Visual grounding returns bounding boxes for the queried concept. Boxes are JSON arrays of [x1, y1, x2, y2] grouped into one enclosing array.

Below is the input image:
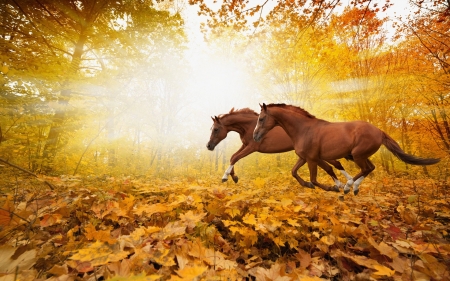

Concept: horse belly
[[316, 126, 355, 159]]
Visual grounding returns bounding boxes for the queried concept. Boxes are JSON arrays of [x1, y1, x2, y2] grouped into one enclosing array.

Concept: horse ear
[[211, 116, 215, 122], [215, 116, 221, 124], [262, 103, 267, 111]]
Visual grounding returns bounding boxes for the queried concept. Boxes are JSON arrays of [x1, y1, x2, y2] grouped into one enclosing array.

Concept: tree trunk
[[41, 31, 88, 173], [107, 116, 116, 168]]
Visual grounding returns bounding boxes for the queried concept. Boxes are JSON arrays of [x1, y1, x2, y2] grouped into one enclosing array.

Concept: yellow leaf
[[70, 241, 128, 266], [108, 272, 162, 281], [396, 205, 417, 225], [133, 203, 173, 217], [273, 236, 286, 247], [1, 65, 8, 74], [47, 264, 68, 276], [280, 198, 292, 207], [373, 264, 395, 277], [179, 210, 206, 229], [0, 246, 37, 274], [153, 221, 186, 240], [243, 213, 257, 225], [320, 235, 336, 246], [84, 223, 116, 244], [254, 263, 291, 281], [253, 177, 265, 188], [152, 246, 175, 266], [287, 218, 300, 227], [334, 250, 394, 276], [107, 259, 131, 277], [224, 208, 240, 218], [175, 265, 207, 280], [222, 220, 239, 227]]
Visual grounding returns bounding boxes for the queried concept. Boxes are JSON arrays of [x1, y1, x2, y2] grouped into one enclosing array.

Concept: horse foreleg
[[222, 145, 245, 182], [222, 165, 234, 182], [223, 144, 256, 183], [291, 157, 314, 188], [310, 160, 340, 192]]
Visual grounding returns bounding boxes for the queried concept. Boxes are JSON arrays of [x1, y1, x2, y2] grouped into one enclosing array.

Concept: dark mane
[[218, 107, 258, 119], [267, 103, 315, 119]]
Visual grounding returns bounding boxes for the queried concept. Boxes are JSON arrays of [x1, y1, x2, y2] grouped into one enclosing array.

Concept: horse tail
[[382, 132, 440, 165]]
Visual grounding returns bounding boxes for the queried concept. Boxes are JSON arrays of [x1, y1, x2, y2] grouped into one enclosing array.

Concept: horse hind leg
[[344, 158, 375, 195]]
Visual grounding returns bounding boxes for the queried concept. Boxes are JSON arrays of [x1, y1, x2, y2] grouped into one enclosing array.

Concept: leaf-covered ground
[[0, 170, 449, 281]]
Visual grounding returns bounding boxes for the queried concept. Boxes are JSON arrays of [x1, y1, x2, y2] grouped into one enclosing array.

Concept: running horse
[[206, 108, 353, 191], [253, 103, 440, 195]]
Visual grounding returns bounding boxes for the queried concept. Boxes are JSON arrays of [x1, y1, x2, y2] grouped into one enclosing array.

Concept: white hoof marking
[[353, 176, 365, 193], [222, 165, 234, 181], [344, 179, 354, 193], [334, 179, 343, 188]]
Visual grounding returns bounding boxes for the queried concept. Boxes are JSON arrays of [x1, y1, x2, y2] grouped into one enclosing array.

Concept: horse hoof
[[332, 185, 340, 192], [354, 189, 359, 196], [222, 178, 228, 183], [232, 176, 239, 184], [307, 182, 315, 189], [344, 189, 350, 195]]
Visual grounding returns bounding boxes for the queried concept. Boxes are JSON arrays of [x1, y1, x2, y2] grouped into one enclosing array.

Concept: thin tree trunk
[[41, 30, 88, 173]]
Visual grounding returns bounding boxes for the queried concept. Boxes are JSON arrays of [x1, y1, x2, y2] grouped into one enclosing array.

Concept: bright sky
[[178, 0, 415, 146]]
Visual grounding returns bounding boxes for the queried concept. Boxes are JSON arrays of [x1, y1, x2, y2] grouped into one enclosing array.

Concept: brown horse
[[207, 108, 352, 191], [253, 103, 440, 195]]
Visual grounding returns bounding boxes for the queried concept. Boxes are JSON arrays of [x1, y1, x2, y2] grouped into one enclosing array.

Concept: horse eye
[[259, 117, 264, 122], [214, 128, 218, 132]]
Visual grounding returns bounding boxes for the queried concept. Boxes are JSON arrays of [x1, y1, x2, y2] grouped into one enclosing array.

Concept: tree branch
[[0, 157, 55, 190]]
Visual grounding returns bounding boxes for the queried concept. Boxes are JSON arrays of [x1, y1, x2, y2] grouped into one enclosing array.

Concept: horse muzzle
[[253, 131, 263, 142], [206, 142, 216, 151]]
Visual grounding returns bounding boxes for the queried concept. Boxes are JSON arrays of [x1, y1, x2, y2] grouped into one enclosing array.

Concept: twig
[[0, 157, 55, 190]]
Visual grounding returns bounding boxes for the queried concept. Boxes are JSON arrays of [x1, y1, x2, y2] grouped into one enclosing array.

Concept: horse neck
[[271, 108, 315, 137], [222, 114, 257, 138]]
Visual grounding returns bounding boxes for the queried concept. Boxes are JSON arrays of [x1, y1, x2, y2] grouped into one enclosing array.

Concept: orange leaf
[[84, 223, 117, 244], [0, 208, 12, 226], [40, 213, 63, 227]]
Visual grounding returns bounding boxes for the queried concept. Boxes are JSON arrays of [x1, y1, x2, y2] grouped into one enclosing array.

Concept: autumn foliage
[[0, 168, 449, 280], [1, 0, 450, 280]]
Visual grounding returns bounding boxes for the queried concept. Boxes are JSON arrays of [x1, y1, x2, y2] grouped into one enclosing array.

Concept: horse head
[[206, 116, 228, 150], [253, 103, 277, 142]]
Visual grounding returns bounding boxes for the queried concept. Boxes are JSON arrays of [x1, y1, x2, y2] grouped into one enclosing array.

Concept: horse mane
[[267, 103, 315, 119], [218, 107, 258, 119]]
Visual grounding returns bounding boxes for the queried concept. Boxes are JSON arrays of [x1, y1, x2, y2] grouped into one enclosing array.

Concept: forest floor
[[0, 167, 449, 281]]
